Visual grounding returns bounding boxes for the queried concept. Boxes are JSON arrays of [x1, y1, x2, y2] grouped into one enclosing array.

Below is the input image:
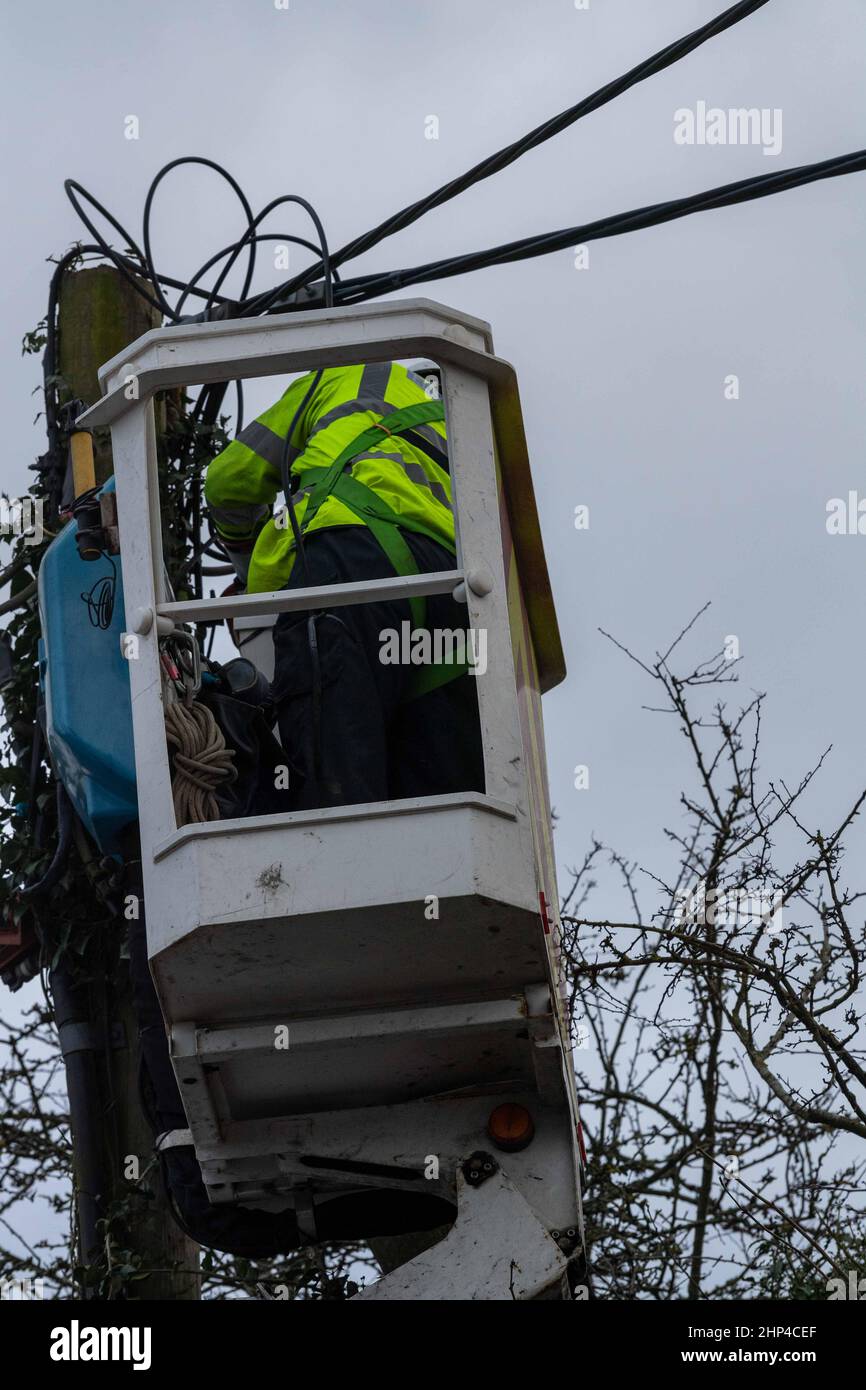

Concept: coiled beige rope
[[164, 700, 237, 825]]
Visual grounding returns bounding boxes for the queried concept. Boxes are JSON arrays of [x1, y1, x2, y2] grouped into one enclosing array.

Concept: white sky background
[[1, 0, 865, 1283]]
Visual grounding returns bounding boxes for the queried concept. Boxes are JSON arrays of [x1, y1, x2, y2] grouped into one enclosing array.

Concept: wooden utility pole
[[58, 265, 157, 484], [57, 264, 200, 1299]]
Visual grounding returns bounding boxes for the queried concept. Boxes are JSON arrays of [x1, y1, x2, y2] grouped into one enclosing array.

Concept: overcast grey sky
[[3, 0, 864, 915], [1, 0, 864, 1284]]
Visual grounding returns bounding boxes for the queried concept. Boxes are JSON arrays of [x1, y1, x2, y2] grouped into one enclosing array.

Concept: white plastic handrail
[[157, 567, 466, 625]]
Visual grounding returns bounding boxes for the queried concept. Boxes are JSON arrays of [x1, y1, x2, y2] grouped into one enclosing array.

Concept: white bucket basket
[[81, 300, 584, 1293]]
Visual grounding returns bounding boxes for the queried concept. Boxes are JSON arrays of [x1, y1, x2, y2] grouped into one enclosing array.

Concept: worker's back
[[205, 361, 453, 594]]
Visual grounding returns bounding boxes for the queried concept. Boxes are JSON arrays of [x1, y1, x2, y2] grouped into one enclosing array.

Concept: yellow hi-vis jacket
[[204, 362, 453, 595]]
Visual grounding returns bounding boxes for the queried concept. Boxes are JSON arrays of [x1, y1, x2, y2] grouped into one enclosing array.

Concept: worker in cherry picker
[[204, 362, 483, 810]]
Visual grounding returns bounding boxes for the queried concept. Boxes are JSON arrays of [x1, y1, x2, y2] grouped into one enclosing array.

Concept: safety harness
[[295, 398, 469, 699]]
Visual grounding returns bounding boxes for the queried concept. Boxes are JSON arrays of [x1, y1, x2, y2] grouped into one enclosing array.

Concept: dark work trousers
[[270, 527, 485, 810]]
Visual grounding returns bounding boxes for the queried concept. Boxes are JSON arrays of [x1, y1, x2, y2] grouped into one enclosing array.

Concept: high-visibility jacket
[[204, 362, 453, 595]]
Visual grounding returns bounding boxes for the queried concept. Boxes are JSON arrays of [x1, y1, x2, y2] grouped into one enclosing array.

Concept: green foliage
[[750, 1226, 866, 1302], [0, 378, 229, 980], [0, 353, 230, 1297], [0, 524, 120, 979], [157, 390, 230, 600], [21, 322, 47, 357], [3, 325, 363, 1300]]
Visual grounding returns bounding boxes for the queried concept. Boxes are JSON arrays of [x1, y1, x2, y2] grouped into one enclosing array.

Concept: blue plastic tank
[[37, 479, 137, 854]]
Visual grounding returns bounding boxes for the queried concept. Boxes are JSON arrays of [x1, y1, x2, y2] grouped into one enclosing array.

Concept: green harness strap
[[301, 398, 449, 525], [294, 399, 469, 699]]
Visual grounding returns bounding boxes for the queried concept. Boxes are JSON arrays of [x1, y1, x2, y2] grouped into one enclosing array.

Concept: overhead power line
[[58, 0, 864, 335], [331, 149, 866, 303], [241, 0, 774, 314]]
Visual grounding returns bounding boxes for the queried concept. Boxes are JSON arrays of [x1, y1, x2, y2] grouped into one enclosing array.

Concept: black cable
[[67, 167, 253, 591], [62, 0, 764, 323], [57, 16, 865, 466], [214, 205, 334, 489], [234, 0, 773, 314], [64, 180, 169, 318], [335, 0, 773, 265], [175, 233, 341, 319], [307, 612, 323, 782], [269, 367, 329, 784], [59, 187, 237, 322], [331, 149, 866, 302], [19, 782, 73, 897], [141, 156, 258, 321], [204, 515, 231, 559], [203, 195, 333, 321], [231, 196, 335, 317], [235, 379, 244, 437], [66, 166, 319, 322], [279, 369, 325, 586], [58, 0, 851, 334], [143, 172, 333, 496], [65, 163, 336, 330]]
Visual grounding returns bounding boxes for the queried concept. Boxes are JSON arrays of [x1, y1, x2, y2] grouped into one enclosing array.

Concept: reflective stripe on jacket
[[204, 362, 453, 593]]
